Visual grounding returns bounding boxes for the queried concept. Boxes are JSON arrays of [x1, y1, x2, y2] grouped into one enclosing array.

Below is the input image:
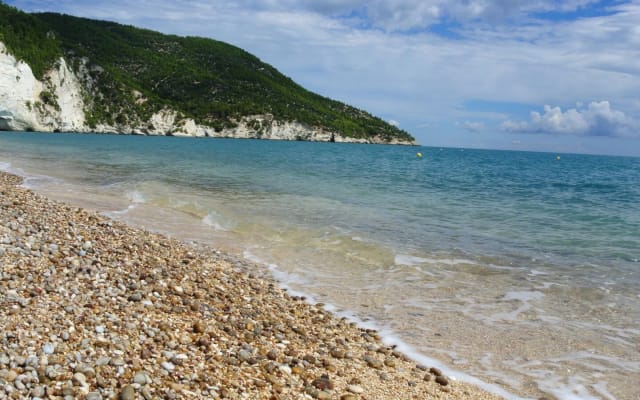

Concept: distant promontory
[[0, 3, 416, 144]]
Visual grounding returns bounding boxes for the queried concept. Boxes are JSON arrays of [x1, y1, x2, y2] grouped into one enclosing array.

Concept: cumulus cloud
[[501, 101, 639, 138], [388, 119, 400, 127]]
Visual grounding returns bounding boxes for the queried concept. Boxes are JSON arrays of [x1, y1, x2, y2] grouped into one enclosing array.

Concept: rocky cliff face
[[0, 43, 416, 145], [0, 43, 85, 132]]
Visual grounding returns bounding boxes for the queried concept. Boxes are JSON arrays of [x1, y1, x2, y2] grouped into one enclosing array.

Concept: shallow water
[[1, 132, 639, 399]]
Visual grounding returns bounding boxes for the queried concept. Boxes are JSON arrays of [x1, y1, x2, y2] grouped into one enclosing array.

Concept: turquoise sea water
[[1, 132, 639, 399]]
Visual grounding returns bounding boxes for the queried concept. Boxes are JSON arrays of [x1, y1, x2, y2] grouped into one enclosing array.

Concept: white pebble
[[161, 361, 175, 371], [348, 384, 364, 394], [42, 343, 55, 355], [278, 364, 292, 375]]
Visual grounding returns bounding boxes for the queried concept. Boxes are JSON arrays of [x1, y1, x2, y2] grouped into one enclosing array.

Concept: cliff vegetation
[[0, 2, 415, 143]]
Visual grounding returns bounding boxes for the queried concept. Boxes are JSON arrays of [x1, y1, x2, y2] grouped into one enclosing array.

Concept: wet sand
[[0, 171, 504, 399]]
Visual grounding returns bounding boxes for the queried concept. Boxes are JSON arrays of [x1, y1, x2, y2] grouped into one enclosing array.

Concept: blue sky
[[5, 0, 640, 156]]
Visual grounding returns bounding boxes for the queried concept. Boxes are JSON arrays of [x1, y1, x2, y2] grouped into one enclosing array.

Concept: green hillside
[[0, 2, 415, 142]]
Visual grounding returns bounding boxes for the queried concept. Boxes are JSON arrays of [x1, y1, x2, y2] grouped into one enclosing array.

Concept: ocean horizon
[[1, 131, 638, 400]]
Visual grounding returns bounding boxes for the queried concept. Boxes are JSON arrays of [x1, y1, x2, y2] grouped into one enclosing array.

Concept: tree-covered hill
[[0, 2, 415, 143]]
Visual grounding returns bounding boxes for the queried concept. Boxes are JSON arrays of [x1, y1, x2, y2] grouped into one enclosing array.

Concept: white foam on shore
[[104, 204, 137, 217], [394, 254, 431, 266], [0, 161, 64, 190], [593, 382, 617, 400], [503, 290, 545, 302], [202, 211, 230, 231], [242, 250, 312, 294], [127, 190, 147, 204], [394, 254, 479, 267], [242, 248, 527, 400], [536, 374, 606, 400], [103, 190, 148, 217]]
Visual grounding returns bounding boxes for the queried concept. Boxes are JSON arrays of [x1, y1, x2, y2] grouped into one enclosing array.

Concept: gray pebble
[[238, 350, 252, 363], [161, 361, 175, 371], [86, 392, 103, 400], [32, 386, 46, 398], [134, 371, 150, 385], [95, 356, 111, 366], [42, 343, 55, 355], [119, 385, 135, 400]]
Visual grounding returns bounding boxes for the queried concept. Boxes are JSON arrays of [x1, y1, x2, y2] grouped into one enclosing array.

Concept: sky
[[5, 0, 640, 156]]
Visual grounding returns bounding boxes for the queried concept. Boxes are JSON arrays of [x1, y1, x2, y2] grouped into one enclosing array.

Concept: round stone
[[347, 385, 364, 394], [133, 372, 150, 385], [86, 392, 103, 400], [161, 361, 175, 371], [119, 385, 135, 400], [42, 343, 55, 355]]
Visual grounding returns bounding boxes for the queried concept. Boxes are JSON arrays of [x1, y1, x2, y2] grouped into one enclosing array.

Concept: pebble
[[317, 391, 332, 399], [95, 356, 111, 366], [364, 355, 383, 369], [32, 386, 45, 397], [267, 349, 279, 360], [4, 370, 18, 382], [347, 384, 364, 394], [86, 392, 103, 400], [42, 343, 55, 355], [312, 374, 333, 390], [161, 361, 175, 371], [134, 371, 151, 385], [278, 364, 292, 375], [330, 348, 346, 359], [238, 349, 252, 363], [119, 385, 135, 400], [193, 321, 206, 333], [436, 375, 450, 386]]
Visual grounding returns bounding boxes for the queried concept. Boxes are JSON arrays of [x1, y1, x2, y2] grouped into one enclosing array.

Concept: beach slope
[[0, 172, 501, 399]]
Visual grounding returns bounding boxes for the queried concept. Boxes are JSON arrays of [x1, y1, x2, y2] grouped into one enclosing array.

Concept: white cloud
[[388, 119, 400, 127], [501, 101, 639, 138], [16, 0, 611, 32], [233, 0, 607, 31], [461, 121, 485, 132]]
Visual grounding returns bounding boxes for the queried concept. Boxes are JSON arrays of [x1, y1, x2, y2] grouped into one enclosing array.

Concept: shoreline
[[0, 171, 503, 399]]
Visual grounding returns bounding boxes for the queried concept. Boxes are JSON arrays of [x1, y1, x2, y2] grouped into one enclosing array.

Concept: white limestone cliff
[[0, 42, 416, 145], [0, 43, 85, 132], [0, 43, 44, 131]]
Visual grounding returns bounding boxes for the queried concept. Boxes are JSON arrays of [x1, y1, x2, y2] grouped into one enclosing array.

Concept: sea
[[1, 131, 638, 400]]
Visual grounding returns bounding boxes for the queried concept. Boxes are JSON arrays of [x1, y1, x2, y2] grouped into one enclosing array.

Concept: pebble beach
[[0, 171, 504, 400]]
